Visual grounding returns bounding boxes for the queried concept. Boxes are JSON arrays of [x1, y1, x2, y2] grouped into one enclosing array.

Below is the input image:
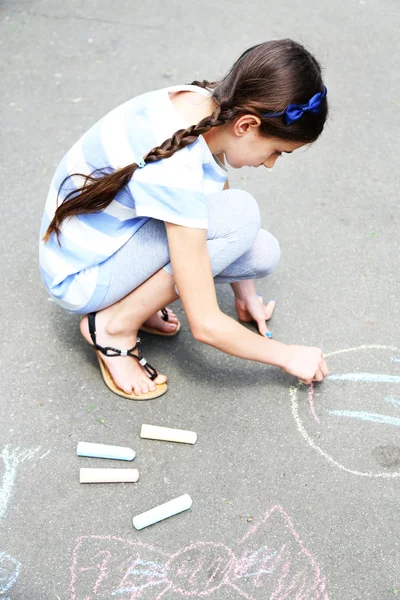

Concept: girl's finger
[[313, 368, 324, 382], [264, 300, 276, 320], [319, 358, 329, 377], [257, 318, 269, 337]]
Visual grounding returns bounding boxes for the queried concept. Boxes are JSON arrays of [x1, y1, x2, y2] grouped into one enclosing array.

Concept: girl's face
[[222, 115, 306, 169]]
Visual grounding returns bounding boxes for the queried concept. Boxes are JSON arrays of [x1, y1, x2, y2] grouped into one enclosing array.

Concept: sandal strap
[[161, 308, 169, 322], [87, 313, 158, 381]]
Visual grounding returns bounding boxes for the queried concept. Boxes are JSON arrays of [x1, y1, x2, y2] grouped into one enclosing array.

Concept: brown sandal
[[88, 312, 168, 401]]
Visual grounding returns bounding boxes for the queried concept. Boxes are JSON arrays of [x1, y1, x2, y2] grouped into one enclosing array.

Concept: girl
[[40, 39, 329, 401]]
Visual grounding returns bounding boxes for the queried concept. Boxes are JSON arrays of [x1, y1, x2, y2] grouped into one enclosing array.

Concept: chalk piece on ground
[[77, 442, 135, 461], [132, 494, 192, 530], [80, 468, 139, 483], [140, 424, 197, 444]]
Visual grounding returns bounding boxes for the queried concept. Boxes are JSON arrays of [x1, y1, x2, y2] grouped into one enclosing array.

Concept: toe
[[114, 376, 133, 395], [159, 318, 179, 333], [165, 308, 178, 320], [132, 382, 144, 396], [140, 374, 157, 393], [154, 373, 168, 385]]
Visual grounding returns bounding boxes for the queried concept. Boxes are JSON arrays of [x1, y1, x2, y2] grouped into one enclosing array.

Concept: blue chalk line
[[327, 373, 400, 383], [384, 397, 400, 407], [328, 410, 400, 427]]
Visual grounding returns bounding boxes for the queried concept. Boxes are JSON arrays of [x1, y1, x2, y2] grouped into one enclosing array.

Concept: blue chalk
[[265, 332, 273, 338], [77, 442, 135, 461]]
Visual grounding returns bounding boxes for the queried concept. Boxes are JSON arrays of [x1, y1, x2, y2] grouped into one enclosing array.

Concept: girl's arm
[[165, 222, 328, 383]]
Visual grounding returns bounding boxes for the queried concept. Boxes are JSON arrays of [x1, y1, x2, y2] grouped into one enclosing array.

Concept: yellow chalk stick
[[140, 424, 197, 444]]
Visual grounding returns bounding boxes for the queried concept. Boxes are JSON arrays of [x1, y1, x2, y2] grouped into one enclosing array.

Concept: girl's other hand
[[281, 345, 329, 384], [235, 294, 275, 336]]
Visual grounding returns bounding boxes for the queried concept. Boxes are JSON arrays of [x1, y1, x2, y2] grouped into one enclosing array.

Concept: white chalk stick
[[77, 442, 135, 461], [140, 424, 197, 444], [132, 494, 192, 530], [80, 468, 139, 483]]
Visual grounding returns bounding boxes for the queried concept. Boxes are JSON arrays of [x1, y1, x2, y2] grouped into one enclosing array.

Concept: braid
[[43, 102, 234, 245], [143, 107, 233, 164], [141, 79, 237, 164]]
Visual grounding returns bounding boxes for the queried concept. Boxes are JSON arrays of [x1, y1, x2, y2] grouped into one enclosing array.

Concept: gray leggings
[[97, 189, 280, 310]]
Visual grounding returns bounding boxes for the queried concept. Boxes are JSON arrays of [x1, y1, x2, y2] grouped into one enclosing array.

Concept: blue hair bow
[[264, 86, 327, 125]]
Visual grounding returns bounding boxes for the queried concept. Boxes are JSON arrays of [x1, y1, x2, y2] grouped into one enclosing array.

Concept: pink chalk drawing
[[307, 382, 320, 424], [69, 505, 329, 599]]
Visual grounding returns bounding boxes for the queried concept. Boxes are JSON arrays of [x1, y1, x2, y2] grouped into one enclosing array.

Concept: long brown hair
[[44, 39, 327, 243]]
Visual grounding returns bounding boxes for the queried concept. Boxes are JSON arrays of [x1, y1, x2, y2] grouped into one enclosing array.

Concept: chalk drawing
[[327, 373, 400, 383], [290, 344, 400, 477], [308, 382, 320, 424], [0, 445, 49, 595], [385, 397, 400, 407], [69, 505, 328, 599], [327, 410, 400, 427], [0, 551, 21, 596], [0, 445, 44, 524], [38, 450, 51, 460]]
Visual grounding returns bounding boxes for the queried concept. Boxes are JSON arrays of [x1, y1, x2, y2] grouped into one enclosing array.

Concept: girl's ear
[[233, 114, 262, 137]]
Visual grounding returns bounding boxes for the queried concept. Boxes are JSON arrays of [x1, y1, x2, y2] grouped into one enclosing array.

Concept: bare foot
[[141, 308, 180, 334], [80, 312, 167, 395]]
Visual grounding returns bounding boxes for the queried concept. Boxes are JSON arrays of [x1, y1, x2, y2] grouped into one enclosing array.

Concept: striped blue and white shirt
[[39, 85, 228, 313]]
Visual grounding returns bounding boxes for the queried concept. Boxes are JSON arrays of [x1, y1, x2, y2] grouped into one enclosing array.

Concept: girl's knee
[[253, 229, 281, 278], [226, 189, 260, 229], [209, 189, 260, 243]]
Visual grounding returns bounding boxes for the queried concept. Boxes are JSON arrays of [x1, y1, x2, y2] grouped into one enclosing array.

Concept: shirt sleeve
[[128, 149, 208, 229]]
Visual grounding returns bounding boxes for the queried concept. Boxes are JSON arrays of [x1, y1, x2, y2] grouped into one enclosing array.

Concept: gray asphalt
[[1, 1, 399, 598]]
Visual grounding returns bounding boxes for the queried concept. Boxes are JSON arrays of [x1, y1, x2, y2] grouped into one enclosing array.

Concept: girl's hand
[[280, 345, 329, 384], [235, 294, 276, 336]]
